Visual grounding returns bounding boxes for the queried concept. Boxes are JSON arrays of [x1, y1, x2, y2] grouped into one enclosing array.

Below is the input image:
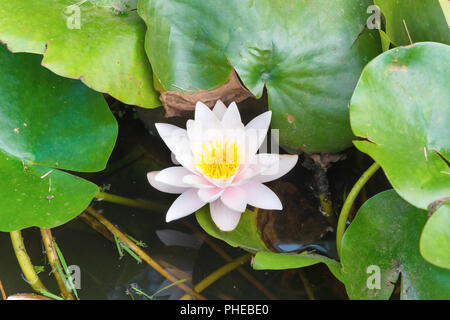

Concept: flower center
[[196, 140, 240, 179]]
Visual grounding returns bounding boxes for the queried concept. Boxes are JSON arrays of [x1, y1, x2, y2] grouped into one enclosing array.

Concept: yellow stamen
[[196, 140, 240, 179]]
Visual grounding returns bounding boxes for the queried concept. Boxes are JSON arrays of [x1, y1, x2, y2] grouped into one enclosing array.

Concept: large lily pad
[[420, 201, 450, 270], [375, 0, 450, 46], [350, 42, 450, 210], [341, 190, 450, 300], [0, 45, 118, 231], [253, 251, 343, 283], [139, 0, 381, 153], [0, 0, 159, 108]]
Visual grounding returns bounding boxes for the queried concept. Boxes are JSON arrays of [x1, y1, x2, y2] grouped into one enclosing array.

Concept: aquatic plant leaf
[[138, 0, 381, 153], [350, 42, 450, 210], [252, 251, 343, 283], [341, 190, 450, 300], [374, 0, 450, 46], [0, 44, 118, 231], [0, 0, 159, 108], [196, 206, 268, 253], [420, 202, 450, 270]]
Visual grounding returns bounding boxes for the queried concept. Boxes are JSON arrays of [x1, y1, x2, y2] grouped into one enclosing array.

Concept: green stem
[[10, 230, 48, 293], [179, 253, 252, 300], [95, 191, 167, 212], [336, 162, 380, 257]]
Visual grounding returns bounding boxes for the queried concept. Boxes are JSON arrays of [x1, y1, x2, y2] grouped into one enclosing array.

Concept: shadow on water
[[0, 95, 390, 300]]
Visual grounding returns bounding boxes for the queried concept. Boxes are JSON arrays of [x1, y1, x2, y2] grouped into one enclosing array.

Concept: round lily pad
[[139, 0, 381, 153], [341, 190, 450, 300], [0, 0, 159, 108], [0, 44, 118, 231], [350, 42, 450, 210]]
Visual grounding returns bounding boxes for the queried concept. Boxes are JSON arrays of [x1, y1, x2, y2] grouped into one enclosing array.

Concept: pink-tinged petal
[[253, 154, 298, 183], [198, 187, 224, 202], [212, 100, 227, 120], [147, 172, 189, 194], [182, 174, 214, 189], [210, 199, 243, 232], [221, 186, 247, 212], [155, 123, 189, 157], [221, 102, 243, 129], [155, 167, 191, 188], [195, 101, 221, 127], [241, 181, 282, 210], [166, 189, 206, 222]]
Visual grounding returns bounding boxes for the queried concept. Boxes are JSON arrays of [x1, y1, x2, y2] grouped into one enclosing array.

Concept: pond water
[[0, 96, 389, 300]]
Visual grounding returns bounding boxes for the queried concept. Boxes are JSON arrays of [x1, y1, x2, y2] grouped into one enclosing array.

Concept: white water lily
[[147, 101, 298, 232]]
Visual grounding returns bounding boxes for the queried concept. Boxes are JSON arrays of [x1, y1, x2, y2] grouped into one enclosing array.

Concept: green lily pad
[[195, 206, 268, 253], [341, 190, 450, 300], [350, 42, 450, 210], [420, 201, 450, 270], [253, 251, 343, 283], [138, 0, 381, 153], [0, 44, 118, 231], [0, 0, 159, 108], [375, 0, 450, 46]]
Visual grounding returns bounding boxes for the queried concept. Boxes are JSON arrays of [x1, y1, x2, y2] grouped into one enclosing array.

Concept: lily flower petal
[[166, 189, 206, 222], [195, 101, 222, 128], [210, 199, 243, 232], [154, 123, 189, 157], [212, 100, 227, 120], [198, 187, 224, 202], [221, 102, 244, 130], [241, 181, 282, 210], [182, 174, 214, 189], [254, 154, 299, 183], [155, 166, 191, 188], [221, 186, 247, 212], [147, 172, 189, 194]]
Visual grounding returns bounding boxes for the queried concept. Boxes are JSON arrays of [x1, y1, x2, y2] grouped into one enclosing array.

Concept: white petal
[[221, 102, 243, 129], [210, 199, 243, 232], [245, 110, 272, 131], [198, 187, 224, 202], [195, 101, 221, 127], [155, 123, 189, 157], [254, 154, 298, 183], [182, 174, 214, 188], [221, 186, 247, 212], [212, 100, 227, 120], [166, 189, 206, 222], [147, 172, 189, 194], [155, 166, 191, 188], [241, 181, 282, 210]]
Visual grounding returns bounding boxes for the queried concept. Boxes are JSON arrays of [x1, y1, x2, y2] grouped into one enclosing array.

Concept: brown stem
[[0, 280, 6, 300], [40, 228, 75, 300]]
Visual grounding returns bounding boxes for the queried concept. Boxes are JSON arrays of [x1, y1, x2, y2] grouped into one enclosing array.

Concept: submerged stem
[[95, 191, 167, 212], [336, 162, 380, 257], [9, 230, 48, 294], [40, 228, 75, 300], [179, 253, 252, 300]]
